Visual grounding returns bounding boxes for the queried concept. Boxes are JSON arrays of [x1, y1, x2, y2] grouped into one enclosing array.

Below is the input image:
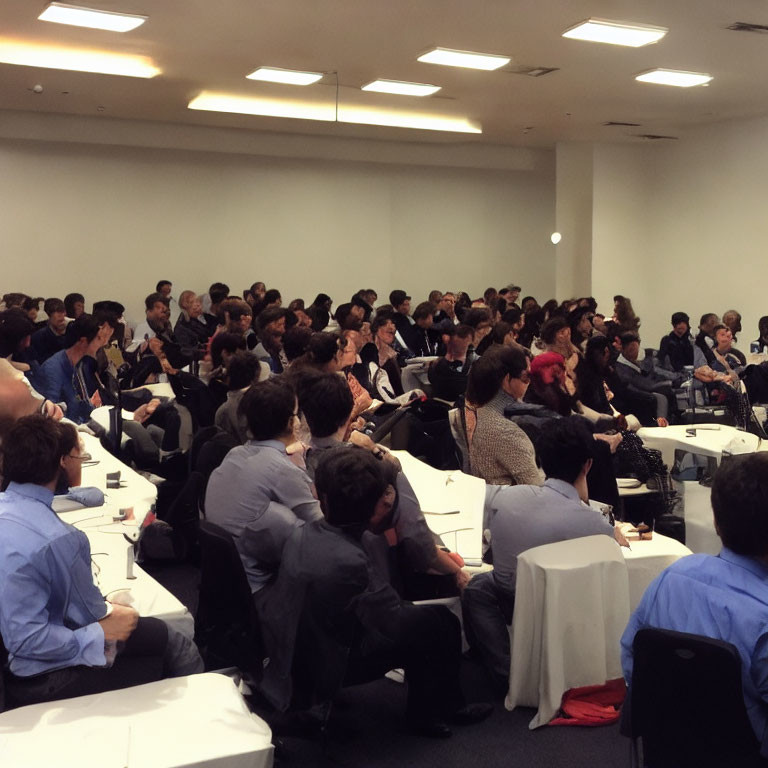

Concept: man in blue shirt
[[462, 418, 619, 689], [621, 452, 768, 757], [36, 313, 109, 423], [0, 416, 201, 707]]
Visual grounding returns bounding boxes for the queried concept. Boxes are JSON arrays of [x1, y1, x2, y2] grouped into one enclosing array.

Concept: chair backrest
[[188, 425, 221, 475], [624, 627, 763, 767], [196, 520, 263, 675]]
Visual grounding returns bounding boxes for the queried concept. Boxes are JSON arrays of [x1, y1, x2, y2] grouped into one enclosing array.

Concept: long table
[[54, 432, 195, 639]]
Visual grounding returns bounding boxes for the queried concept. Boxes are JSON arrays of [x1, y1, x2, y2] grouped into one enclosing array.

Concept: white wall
[[555, 143, 593, 300], [591, 143, 654, 334], [0, 121, 556, 324], [589, 117, 768, 349]]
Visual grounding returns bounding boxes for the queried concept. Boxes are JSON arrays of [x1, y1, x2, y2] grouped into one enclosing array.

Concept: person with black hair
[[427, 324, 474, 402], [155, 279, 179, 323], [63, 292, 85, 320], [569, 306, 595, 349], [201, 281, 230, 318], [0, 416, 202, 707], [214, 350, 269, 443], [621, 453, 768, 757], [254, 306, 289, 373], [463, 418, 618, 688], [204, 378, 321, 592], [257, 445, 492, 737], [0, 308, 37, 377], [466, 345, 543, 486], [282, 325, 313, 363], [36, 313, 106, 423], [410, 301, 440, 356], [656, 311, 694, 373]]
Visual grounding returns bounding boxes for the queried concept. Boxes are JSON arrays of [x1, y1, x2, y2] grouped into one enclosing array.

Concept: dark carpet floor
[[147, 561, 628, 768]]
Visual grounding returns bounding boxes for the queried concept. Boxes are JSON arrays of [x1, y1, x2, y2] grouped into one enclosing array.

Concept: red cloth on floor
[[548, 678, 626, 727]]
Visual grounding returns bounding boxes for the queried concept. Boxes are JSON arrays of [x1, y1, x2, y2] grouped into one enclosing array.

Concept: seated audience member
[[334, 302, 365, 332], [615, 332, 677, 424], [0, 416, 202, 707], [428, 289, 443, 305], [156, 280, 179, 324], [2, 293, 29, 311], [389, 289, 414, 347], [244, 281, 266, 308], [694, 312, 720, 362], [217, 298, 256, 349], [257, 446, 491, 736], [722, 309, 742, 342], [174, 290, 216, 356], [569, 306, 594, 350], [288, 332, 348, 380], [307, 293, 332, 331], [201, 281, 230, 317], [575, 336, 634, 431], [462, 307, 493, 354], [214, 350, 269, 443], [282, 325, 314, 365], [535, 316, 580, 392], [591, 313, 609, 337], [621, 453, 768, 758], [22, 296, 44, 326], [694, 323, 743, 384], [254, 306, 289, 373], [612, 295, 641, 333], [463, 418, 618, 688], [298, 373, 468, 595], [205, 378, 322, 593], [505, 284, 521, 310], [36, 314, 106, 423], [410, 301, 440, 356], [516, 306, 544, 349], [64, 292, 85, 320], [433, 292, 459, 328], [520, 296, 538, 313], [659, 311, 694, 372], [129, 293, 192, 374], [0, 308, 37, 377], [466, 345, 543, 486], [428, 324, 475, 402], [500, 307, 524, 338], [755, 316, 768, 354]]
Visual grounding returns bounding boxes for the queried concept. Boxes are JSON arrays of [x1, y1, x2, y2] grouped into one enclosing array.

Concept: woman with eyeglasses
[[465, 345, 543, 487]]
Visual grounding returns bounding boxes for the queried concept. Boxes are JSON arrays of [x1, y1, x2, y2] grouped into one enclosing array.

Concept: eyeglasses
[[67, 452, 89, 461]]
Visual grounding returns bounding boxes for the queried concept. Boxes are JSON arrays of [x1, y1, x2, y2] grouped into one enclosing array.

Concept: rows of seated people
[[1, 280, 768, 748]]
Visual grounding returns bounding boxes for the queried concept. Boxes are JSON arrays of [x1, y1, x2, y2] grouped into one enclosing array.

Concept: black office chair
[[621, 627, 766, 767], [195, 521, 263, 679]]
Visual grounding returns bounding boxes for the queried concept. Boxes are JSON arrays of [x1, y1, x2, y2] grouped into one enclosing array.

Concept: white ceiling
[[3, 0, 768, 147]]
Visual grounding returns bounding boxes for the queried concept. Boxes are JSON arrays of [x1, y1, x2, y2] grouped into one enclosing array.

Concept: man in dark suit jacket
[[256, 447, 491, 737]]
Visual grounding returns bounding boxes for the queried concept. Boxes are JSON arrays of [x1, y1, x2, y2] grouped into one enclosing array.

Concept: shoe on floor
[[448, 702, 494, 726]]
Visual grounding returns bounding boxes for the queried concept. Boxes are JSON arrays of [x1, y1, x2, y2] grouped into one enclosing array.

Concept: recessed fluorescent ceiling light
[[246, 67, 323, 86], [0, 39, 159, 77], [188, 92, 481, 133], [635, 68, 712, 87], [417, 47, 510, 70], [362, 79, 441, 97], [562, 18, 667, 47], [38, 3, 147, 32]]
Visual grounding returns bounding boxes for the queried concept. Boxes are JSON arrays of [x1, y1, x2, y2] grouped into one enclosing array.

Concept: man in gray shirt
[[205, 378, 321, 592], [463, 418, 618, 690]]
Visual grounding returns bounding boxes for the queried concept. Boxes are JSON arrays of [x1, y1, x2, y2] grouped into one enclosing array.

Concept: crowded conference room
[[3, 1, 768, 767]]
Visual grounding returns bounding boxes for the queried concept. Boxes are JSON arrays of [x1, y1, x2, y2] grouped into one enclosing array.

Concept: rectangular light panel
[[38, 3, 147, 32], [417, 47, 510, 71], [0, 39, 159, 77], [563, 18, 667, 47], [362, 79, 441, 97], [635, 69, 713, 87], [188, 91, 481, 133], [246, 67, 323, 86]]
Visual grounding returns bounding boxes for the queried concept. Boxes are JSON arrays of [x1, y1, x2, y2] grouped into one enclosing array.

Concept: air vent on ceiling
[[727, 21, 768, 34], [505, 65, 559, 77], [603, 121, 641, 127], [635, 134, 679, 141]]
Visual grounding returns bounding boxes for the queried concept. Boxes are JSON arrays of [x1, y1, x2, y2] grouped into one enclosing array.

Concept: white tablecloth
[[390, 450, 486, 565], [637, 423, 761, 470], [620, 530, 693, 610], [55, 433, 195, 638], [0, 673, 273, 768], [505, 535, 629, 729]]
